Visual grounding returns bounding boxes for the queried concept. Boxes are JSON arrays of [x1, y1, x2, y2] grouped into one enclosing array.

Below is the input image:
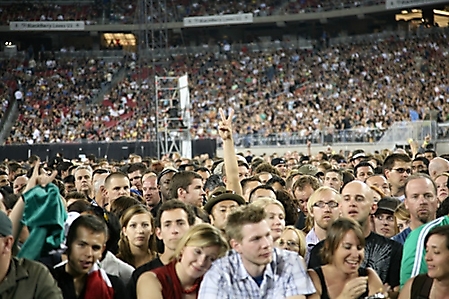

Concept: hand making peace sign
[[218, 108, 234, 141]]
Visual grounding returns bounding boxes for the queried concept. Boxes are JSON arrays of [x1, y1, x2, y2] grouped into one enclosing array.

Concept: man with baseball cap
[[0, 211, 63, 299], [373, 197, 401, 238], [271, 158, 287, 178], [157, 167, 178, 202], [204, 188, 246, 231]]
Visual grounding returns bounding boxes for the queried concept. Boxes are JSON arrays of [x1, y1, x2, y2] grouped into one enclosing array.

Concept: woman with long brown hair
[[117, 205, 156, 268]]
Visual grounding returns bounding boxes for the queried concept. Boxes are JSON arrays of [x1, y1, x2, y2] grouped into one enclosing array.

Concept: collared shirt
[[391, 227, 411, 245], [0, 257, 63, 299], [305, 228, 320, 264], [198, 248, 315, 299], [100, 251, 135, 284]]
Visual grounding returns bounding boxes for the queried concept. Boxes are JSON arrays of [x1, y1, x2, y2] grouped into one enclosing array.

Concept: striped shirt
[[198, 248, 316, 299], [400, 215, 449, 287]]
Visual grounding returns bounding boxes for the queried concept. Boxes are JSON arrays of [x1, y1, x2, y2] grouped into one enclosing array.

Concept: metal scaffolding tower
[[135, 0, 191, 158], [155, 75, 192, 159]]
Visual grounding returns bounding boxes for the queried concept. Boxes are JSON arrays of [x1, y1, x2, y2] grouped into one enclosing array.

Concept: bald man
[[428, 157, 449, 180], [308, 181, 403, 290]]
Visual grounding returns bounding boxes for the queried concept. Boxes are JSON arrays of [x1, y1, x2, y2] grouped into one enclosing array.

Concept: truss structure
[[155, 75, 192, 158]]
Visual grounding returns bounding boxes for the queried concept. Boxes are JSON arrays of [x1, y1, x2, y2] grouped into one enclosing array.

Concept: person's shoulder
[[406, 216, 449, 244], [392, 227, 411, 243], [309, 239, 324, 253], [107, 273, 126, 288], [207, 250, 240, 274], [133, 257, 163, 277], [273, 248, 306, 272], [274, 247, 301, 261], [367, 232, 402, 248], [16, 257, 52, 273]]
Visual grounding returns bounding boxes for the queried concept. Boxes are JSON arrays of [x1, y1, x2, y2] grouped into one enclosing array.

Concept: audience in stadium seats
[[0, 0, 385, 25], [4, 29, 448, 145]]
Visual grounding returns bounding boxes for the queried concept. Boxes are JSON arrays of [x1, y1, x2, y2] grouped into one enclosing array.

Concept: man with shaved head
[[428, 157, 449, 180], [308, 181, 403, 290]]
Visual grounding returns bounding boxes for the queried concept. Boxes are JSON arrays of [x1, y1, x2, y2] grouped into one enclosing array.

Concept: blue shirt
[[198, 248, 316, 299], [391, 227, 411, 245]]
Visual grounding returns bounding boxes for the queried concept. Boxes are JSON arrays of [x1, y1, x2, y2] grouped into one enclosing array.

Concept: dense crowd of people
[[1, 55, 124, 144], [1, 110, 449, 298], [2, 27, 448, 145], [0, 0, 385, 25]]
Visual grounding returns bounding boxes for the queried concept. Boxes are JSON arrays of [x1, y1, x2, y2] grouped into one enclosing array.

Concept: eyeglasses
[[278, 239, 299, 248], [313, 201, 339, 208], [392, 168, 411, 174]]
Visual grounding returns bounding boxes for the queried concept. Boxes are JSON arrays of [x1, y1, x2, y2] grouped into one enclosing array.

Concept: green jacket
[[18, 183, 67, 260], [0, 257, 63, 299]]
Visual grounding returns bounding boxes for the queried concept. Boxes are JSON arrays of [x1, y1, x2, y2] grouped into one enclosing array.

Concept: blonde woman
[[276, 226, 307, 257], [251, 197, 286, 242], [136, 223, 228, 299], [117, 205, 156, 268], [434, 173, 449, 203]]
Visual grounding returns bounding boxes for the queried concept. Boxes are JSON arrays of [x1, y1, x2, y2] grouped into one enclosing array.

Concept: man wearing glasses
[[383, 153, 412, 201], [304, 186, 341, 263], [127, 163, 147, 196]]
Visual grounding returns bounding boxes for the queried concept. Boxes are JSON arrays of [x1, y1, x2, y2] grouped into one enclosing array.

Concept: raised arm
[[218, 108, 242, 196]]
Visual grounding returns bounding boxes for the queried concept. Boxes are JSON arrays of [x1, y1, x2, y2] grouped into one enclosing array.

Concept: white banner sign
[[386, 0, 449, 9], [10, 21, 85, 31], [183, 13, 253, 27]]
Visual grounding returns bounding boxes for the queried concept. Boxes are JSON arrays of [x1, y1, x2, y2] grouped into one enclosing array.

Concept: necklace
[[182, 278, 201, 294]]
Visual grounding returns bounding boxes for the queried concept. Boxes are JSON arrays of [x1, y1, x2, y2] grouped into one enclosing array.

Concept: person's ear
[[2, 236, 14, 253], [177, 187, 186, 198], [371, 202, 378, 215], [155, 227, 162, 240], [230, 239, 241, 253], [209, 214, 214, 225], [102, 187, 108, 199]]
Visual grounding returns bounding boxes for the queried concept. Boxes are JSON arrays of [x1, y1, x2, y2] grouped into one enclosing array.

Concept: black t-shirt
[[308, 232, 403, 288], [51, 264, 128, 299], [126, 256, 164, 299]]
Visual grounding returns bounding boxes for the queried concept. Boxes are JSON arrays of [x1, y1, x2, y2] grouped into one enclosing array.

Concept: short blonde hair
[[225, 205, 266, 242], [307, 186, 341, 214], [283, 226, 307, 257], [173, 223, 229, 260], [251, 197, 285, 215]]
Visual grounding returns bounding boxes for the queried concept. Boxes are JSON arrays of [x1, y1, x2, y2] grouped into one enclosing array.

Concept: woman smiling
[[137, 223, 228, 299], [307, 218, 385, 299]]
